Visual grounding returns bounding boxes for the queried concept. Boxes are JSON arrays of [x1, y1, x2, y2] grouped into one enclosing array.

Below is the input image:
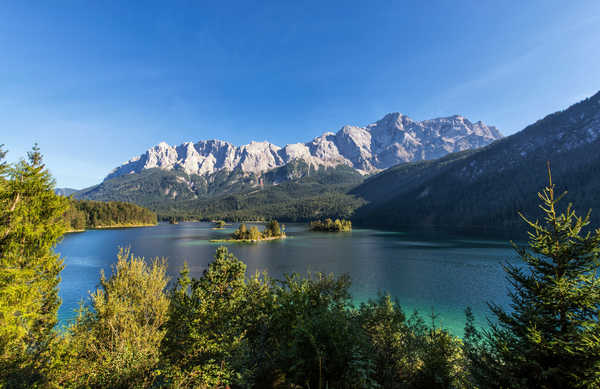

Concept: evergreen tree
[[468, 167, 600, 388], [248, 226, 261, 241], [0, 145, 69, 386], [232, 223, 248, 239], [264, 220, 281, 237]]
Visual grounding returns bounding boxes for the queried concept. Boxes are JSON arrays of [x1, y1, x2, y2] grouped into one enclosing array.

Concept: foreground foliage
[[0, 145, 68, 387], [52, 248, 169, 388], [160, 247, 466, 389]]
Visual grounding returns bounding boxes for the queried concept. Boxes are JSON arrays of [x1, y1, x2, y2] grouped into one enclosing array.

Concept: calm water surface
[[56, 222, 520, 334]]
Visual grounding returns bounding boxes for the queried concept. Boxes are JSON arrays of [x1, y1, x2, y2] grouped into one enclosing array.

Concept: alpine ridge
[[105, 113, 502, 180]]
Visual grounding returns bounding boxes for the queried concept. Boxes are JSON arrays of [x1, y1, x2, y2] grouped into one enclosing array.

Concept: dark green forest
[[164, 190, 364, 223], [63, 199, 157, 231]]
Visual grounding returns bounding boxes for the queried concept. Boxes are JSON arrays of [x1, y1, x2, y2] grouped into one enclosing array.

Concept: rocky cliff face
[[105, 113, 502, 181]]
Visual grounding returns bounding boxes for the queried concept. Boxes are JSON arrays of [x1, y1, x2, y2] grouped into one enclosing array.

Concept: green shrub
[[53, 248, 169, 388]]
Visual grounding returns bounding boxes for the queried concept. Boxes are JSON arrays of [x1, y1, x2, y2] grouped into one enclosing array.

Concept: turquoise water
[[55, 222, 520, 335]]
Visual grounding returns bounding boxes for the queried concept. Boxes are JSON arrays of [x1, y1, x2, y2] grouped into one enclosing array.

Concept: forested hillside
[[77, 161, 366, 222], [63, 199, 157, 231], [351, 91, 600, 235]]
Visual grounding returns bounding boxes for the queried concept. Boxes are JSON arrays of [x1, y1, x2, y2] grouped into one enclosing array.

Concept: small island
[[210, 220, 286, 243], [309, 218, 352, 232]]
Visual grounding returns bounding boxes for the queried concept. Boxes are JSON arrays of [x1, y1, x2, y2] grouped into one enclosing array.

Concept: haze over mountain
[[105, 113, 501, 181]]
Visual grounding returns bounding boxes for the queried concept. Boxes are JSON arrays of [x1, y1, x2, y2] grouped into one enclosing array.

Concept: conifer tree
[[249, 225, 261, 240], [469, 166, 600, 388], [0, 145, 69, 386]]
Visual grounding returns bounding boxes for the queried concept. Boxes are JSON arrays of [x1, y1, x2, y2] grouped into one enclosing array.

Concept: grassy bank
[[65, 222, 157, 234]]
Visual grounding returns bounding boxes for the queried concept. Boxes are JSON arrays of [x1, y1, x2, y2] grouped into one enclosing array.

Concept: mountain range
[[74, 112, 501, 218], [104, 113, 501, 180]]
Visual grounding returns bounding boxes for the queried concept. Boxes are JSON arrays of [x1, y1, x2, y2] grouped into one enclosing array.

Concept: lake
[[55, 222, 520, 335]]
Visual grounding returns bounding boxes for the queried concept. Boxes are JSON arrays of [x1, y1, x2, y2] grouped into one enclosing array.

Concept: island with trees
[[211, 220, 286, 243], [309, 218, 352, 232]]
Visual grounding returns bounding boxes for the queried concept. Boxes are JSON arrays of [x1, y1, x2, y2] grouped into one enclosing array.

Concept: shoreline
[[209, 235, 286, 243], [65, 223, 157, 234], [309, 229, 352, 233]]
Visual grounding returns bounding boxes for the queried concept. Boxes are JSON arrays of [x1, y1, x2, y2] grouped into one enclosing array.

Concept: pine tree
[[249, 226, 261, 241], [0, 145, 69, 386], [470, 166, 600, 388]]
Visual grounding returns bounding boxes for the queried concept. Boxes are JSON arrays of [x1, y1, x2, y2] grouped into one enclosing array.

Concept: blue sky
[[1, 1, 599, 188]]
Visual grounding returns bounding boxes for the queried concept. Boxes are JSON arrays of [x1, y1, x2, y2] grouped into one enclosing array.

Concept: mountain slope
[[351, 91, 600, 234], [156, 164, 367, 222], [77, 161, 366, 221]]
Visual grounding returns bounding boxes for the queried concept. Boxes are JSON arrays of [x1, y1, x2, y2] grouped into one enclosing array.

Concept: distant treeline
[[155, 191, 365, 223], [63, 199, 157, 230]]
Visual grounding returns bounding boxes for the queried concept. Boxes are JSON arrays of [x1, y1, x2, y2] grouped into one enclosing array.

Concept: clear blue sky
[[1, 1, 599, 188]]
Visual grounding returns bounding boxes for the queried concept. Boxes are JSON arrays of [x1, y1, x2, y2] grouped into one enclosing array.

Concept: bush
[[53, 248, 169, 388]]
